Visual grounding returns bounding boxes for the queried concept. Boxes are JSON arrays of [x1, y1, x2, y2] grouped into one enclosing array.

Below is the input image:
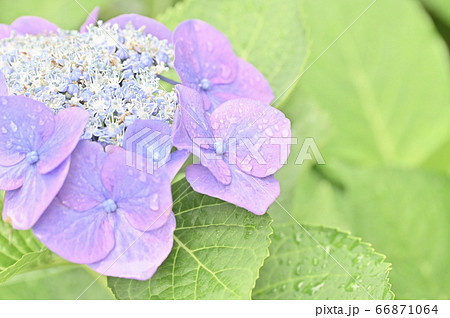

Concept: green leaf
[[288, 165, 450, 299], [108, 178, 273, 299], [297, 0, 450, 167], [0, 266, 114, 300], [253, 223, 393, 300], [158, 0, 308, 102]]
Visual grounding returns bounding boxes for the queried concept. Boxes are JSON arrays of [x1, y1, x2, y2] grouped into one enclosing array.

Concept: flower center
[[199, 78, 211, 91], [0, 24, 177, 146], [214, 139, 225, 155], [25, 151, 39, 165], [102, 199, 117, 213]]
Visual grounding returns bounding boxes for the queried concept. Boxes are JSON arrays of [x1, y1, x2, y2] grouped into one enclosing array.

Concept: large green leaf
[[253, 224, 393, 299], [287, 165, 450, 299], [0, 266, 114, 300], [108, 178, 273, 299], [158, 0, 308, 102], [298, 0, 450, 167]]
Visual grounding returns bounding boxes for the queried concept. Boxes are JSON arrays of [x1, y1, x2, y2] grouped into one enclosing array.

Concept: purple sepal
[[3, 157, 71, 230], [38, 107, 89, 174], [88, 212, 176, 280], [11, 16, 59, 35], [0, 24, 12, 39], [80, 7, 99, 33], [172, 20, 273, 111], [107, 14, 172, 42], [33, 198, 115, 264], [186, 164, 280, 215]]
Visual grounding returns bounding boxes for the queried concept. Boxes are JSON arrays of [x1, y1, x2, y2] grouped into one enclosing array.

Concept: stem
[[158, 74, 181, 86]]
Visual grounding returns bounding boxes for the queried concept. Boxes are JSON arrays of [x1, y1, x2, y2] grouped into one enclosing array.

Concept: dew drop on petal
[[9, 122, 18, 132], [149, 193, 159, 210]]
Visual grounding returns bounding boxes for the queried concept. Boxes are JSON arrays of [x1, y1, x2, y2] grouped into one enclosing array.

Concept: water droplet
[[282, 129, 289, 137], [149, 193, 159, 210], [211, 121, 219, 130], [295, 281, 304, 291], [295, 232, 302, 243], [240, 163, 252, 172], [9, 121, 17, 132], [1, 127, 7, 134], [265, 127, 273, 137]]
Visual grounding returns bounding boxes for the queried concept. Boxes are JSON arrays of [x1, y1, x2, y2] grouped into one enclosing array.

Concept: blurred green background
[[0, 0, 449, 300]]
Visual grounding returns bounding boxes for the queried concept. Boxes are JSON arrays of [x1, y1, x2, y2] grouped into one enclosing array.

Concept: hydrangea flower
[[0, 22, 176, 145], [173, 20, 274, 112], [33, 141, 176, 280], [0, 96, 89, 229], [173, 85, 290, 214]]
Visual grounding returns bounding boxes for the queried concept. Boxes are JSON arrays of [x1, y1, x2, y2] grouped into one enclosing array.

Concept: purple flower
[[33, 141, 176, 280], [173, 85, 291, 215], [0, 8, 99, 39], [106, 14, 172, 42], [172, 20, 274, 112], [0, 96, 89, 229], [123, 119, 189, 179]]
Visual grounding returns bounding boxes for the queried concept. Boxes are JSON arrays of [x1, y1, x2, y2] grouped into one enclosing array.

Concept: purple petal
[[3, 157, 70, 230], [0, 71, 8, 96], [33, 198, 115, 264], [0, 159, 28, 190], [11, 16, 58, 35], [123, 119, 172, 165], [196, 146, 232, 185], [175, 85, 213, 145], [89, 212, 176, 280], [38, 107, 89, 174], [172, 108, 194, 150], [0, 24, 12, 39], [107, 14, 171, 42], [173, 20, 237, 86], [80, 7, 99, 33], [0, 96, 54, 166], [209, 58, 274, 108], [186, 164, 280, 215], [210, 98, 291, 178], [160, 150, 190, 181], [58, 141, 108, 212], [100, 148, 173, 232]]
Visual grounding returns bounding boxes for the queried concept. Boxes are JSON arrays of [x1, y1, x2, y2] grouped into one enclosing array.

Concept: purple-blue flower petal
[[173, 20, 237, 86], [210, 98, 291, 178], [11, 16, 58, 35], [107, 14, 172, 42], [175, 85, 213, 144], [38, 107, 89, 174], [0, 24, 12, 39], [100, 148, 173, 232], [80, 7, 99, 33], [0, 159, 28, 190], [33, 198, 115, 264], [123, 119, 172, 165], [88, 212, 176, 280], [3, 157, 70, 229], [57, 141, 108, 212], [186, 164, 280, 215], [209, 58, 274, 106], [160, 150, 190, 181], [0, 96, 54, 166]]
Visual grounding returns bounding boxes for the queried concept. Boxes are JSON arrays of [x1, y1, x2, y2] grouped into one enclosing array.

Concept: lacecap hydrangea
[[0, 10, 291, 280]]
